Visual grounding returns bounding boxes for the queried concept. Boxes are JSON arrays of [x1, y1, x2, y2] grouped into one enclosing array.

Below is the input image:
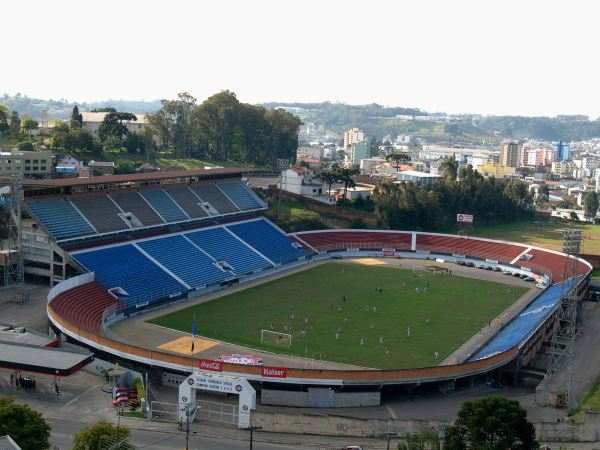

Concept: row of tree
[[371, 157, 534, 231], [146, 91, 302, 165], [0, 105, 40, 137]]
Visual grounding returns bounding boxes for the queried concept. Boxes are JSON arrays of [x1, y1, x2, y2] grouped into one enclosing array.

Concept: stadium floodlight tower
[[1, 175, 25, 304], [542, 229, 582, 408]]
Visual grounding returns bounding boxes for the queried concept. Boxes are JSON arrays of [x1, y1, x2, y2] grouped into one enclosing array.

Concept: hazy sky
[[3, 0, 599, 117]]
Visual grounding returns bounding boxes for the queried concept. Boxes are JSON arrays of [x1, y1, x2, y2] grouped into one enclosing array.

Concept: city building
[[475, 161, 517, 178], [359, 157, 387, 174], [499, 140, 520, 167], [297, 146, 324, 161], [395, 170, 441, 186], [0, 150, 52, 178], [345, 186, 372, 201], [280, 167, 323, 196], [350, 141, 369, 166], [81, 112, 148, 137], [87, 161, 116, 175], [552, 160, 574, 178], [552, 140, 570, 161], [343, 128, 366, 149]]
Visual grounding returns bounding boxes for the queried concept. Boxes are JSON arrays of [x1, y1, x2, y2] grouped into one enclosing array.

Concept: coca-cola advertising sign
[[261, 366, 287, 378], [198, 359, 223, 372]]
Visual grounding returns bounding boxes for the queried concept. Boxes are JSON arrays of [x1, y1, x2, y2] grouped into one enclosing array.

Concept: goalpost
[[261, 330, 292, 347]]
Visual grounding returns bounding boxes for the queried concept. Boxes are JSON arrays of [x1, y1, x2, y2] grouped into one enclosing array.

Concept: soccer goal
[[261, 330, 292, 347]]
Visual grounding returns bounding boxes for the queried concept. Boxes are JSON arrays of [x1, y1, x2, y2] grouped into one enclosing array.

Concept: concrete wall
[[251, 410, 447, 438], [252, 410, 600, 443], [535, 413, 600, 442], [261, 389, 381, 408]]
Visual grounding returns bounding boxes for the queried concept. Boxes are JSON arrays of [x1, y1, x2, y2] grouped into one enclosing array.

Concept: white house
[[280, 167, 323, 196]]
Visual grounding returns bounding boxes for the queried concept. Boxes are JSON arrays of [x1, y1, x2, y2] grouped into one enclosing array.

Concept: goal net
[[261, 330, 292, 347]]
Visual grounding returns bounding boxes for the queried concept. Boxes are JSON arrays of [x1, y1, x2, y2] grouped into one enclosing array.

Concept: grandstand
[[71, 218, 306, 307], [19, 168, 266, 285]]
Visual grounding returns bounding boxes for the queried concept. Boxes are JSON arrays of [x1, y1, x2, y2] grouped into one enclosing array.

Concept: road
[[47, 417, 302, 450]]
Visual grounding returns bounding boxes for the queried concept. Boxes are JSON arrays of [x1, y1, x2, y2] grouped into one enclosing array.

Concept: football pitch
[[147, 262, 528, 369]]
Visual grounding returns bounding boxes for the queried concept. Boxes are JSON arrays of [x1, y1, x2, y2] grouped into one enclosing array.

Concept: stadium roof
[[18, 167, 260, 188], [0, 342, 93, 375]]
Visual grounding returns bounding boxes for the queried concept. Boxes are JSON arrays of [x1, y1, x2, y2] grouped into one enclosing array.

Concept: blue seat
[[218, 182, 263, 211], [137, 235, 227, 288], [227, 218, 306, 265], [27, 199, 95, 240], [185, 227, 272, 276], [140, 190, 188, 222], [471, 278, 580, 360], [72, 244, 185, 301]]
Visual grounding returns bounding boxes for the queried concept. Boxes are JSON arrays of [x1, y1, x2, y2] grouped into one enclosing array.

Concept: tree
[[20, 115, 39, 135], [439, 155, 459, 180], [0, 397, 51, 450], [125, 131, 145, 155], [0, 104, 9, 135], [9, 110, 20, 136], [71, 105, 83, 129], [398, 429, 440, 450], [98, 112, 137, 142], [318, 169, 337, 195], [17, 141, 34, 151], [583, 191, 599, 221], [72, 419, 133, 450], [443, 397, 537, 450], [336, 165, 360, 196], [386, 151, 411, 171]]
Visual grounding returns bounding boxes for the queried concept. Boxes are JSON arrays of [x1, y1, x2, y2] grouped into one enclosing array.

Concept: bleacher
[[27, 181, 265, 242], [218, 182, 263, 211], [164, 186, 209, 219], [471, 278, 580, 360], [519, 249, 589, 283], [296, 230, 412, 252], [190, 184, 239, 214], [50, 282, 120, 333], [70, 195, 129, 233], [227, 218, 307, 264], [68, 217, 306, 302], [27, 199, 96, 240], [137, 235, 228, 288], [140, 189, 189, 222], [72, 244, 185, 301], [416, 234, 524, 262], [110, 192, 164, 226], [185, 227, 272, 275]]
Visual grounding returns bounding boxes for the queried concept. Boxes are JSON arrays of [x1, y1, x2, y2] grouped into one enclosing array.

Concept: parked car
[[493, 266, 502, 272]]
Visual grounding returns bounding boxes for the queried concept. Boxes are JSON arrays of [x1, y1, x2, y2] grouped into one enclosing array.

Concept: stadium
[[17, 169, 590, 408]]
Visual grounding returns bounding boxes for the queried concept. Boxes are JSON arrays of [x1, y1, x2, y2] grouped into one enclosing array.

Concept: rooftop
[[12, 167, 258, 189]]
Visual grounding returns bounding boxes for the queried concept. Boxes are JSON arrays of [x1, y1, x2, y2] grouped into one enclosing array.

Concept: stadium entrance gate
[[177, 371, 255, 428]]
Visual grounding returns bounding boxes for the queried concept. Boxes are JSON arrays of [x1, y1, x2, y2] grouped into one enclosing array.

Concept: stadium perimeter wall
[[250, 410, 600, 442]]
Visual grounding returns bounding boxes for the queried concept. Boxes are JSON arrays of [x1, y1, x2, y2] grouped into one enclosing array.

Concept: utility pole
[[247, 425, 262, 450], [385, 430, 397, 450]]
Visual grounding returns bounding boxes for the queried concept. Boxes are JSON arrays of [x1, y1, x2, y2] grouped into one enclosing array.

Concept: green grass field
[[468, 220, 600, 254], [147, 262, 527, 369]]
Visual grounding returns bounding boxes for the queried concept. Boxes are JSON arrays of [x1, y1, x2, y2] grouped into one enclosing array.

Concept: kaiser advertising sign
[[261, 366, 287, 378]]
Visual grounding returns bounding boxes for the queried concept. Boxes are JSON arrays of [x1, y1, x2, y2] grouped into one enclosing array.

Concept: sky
[[3, 0, 600, 118]]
